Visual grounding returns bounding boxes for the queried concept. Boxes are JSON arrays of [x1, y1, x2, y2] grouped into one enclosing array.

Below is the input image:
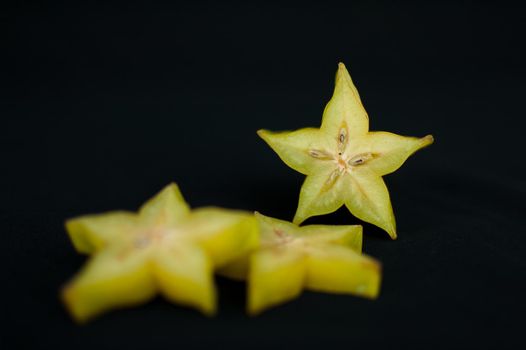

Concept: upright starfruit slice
[[258, 63, 434, 239], [61, 183, 258, 322], [220, 213, 381, 315]]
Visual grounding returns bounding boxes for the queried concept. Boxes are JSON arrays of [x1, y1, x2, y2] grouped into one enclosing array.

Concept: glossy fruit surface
[[258, 63, 434, 239], [62, 183, 257, 322], [220, 213, 381, 315]]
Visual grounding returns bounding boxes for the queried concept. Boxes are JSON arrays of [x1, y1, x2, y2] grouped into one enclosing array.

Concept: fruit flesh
[[62, 183, 258, 322], [220, 213, 381, 315], [258, 62, 434, 239], [152, 241, 215, 315], [62, 243, 156, 322], [65, 211, 137, 254], [305, 244, 381, 297], [249, 248, 306, 315]]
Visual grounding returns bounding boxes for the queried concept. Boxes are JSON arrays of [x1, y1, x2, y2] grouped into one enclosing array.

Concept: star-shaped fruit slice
[[258, 63, 434, 239], [220, 212, 381, 315], [61, 183, 258, 322]]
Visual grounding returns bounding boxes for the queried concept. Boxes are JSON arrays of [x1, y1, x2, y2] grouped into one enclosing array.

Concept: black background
[[2, 1, 525, 349]]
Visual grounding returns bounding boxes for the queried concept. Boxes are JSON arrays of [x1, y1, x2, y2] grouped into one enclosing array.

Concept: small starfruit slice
[[258, 63, 434, 239], [61, 183, 258, 322], [220, 213, 381, 315]]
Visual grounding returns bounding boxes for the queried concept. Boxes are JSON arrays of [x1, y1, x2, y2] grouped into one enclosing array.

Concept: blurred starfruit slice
[[61, 183, 258, 323], [258, 62, 434, 239], [220, 212, 381, 315]]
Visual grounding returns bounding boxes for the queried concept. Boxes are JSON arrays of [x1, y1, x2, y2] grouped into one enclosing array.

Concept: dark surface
[[2, 1, 525, 349]]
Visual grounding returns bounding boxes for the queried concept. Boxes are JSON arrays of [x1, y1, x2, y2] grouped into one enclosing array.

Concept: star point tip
[[257, 129, 271, 139], [420, 134, 434, 147]]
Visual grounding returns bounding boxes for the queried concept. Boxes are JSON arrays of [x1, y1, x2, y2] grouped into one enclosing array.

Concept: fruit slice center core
[[133, 226, 183, 249]]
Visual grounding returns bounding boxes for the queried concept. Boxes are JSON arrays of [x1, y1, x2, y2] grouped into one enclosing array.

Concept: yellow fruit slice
[[258, 62, 433, 239], [65, 211, 137, 254], [344, 167, 396, 238], [220, 213, 381, 315], [257, 128, 333, 175], [62, 244, 155, 323], [61, 183, 258, 322], [320, 63, 369, 138], [216, 254, 250, 281], [255, 212, 362, 252], [248, 248, 306, 315], [180, 207, 259, 267], [296, 224, 363, 252], [293, 167, 350, 225], [305, 244, 381, 298], [349, 132, 434, 176], [139, 182, 190, 226], [152, 241, 216, 315]]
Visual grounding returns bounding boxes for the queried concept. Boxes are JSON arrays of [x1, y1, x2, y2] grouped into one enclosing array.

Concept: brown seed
[[348, 152, 375, 166], [308, 149, 332, 160]]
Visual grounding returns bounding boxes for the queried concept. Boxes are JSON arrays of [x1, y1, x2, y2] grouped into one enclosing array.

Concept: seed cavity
[[337, 126, 348, 154], [322, 168, 342, 192], [134, 236, 150, 249], [348, 152, 376, 166], [308, 149, 333, 160]]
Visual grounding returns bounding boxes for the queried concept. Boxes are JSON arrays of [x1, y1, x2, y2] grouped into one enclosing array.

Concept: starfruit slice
[[220, 212, 381, 315], [61, 183, 258, 322], [258, 63, 434, 239]]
